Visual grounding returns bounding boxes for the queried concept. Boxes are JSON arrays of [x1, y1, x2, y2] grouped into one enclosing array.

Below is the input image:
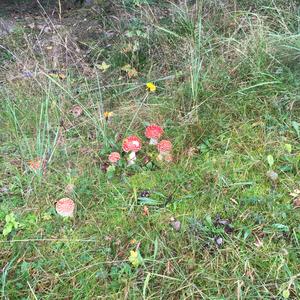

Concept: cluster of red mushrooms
[[55, 125, 172, 217], [108, 124, 173, 166]]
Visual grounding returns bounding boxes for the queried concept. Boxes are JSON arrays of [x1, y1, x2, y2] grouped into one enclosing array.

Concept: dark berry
[[140, 190, 150, 198]]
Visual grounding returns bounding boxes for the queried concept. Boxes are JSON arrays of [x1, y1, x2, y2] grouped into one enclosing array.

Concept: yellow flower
[[104, 111, 114, 120], [146, 82, 156, 92]]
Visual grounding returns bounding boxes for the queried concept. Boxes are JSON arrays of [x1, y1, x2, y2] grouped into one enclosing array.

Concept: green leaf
[[243, 227, 252, 240], [143, 273, 151, 299], [3, 223, 13, 236], [96, 62, 110, 72], [5, 213, 14, 223], [272, 223, 289, 232], [204, 215, 212, 226], [282, 289, 290, 299], [138, 197, 160, 206], [267, 155, 274, 168], [284, 144, 292, 154], [107, 165, 116, 173]]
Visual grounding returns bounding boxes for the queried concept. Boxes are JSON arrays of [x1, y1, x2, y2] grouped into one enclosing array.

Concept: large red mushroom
[[56, 198, 75, 217], [122, 136, 142, 165], [145, 125, 163, 145]]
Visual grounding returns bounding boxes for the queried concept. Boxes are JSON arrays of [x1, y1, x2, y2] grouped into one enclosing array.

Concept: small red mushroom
[[108, 152, 121, 164], [145, 125, 163, 145], [28, 157, 46, 173], [122, 136, 142, 165], [56, 198, 75, 217], [157, 140, 172, 162], [164, 153, 173, 163]]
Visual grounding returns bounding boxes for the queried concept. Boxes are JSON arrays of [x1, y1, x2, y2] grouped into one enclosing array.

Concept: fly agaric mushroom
[[145, 125, 163, 145], [164, 153, 173, 163], [56, 198, 75, 217], [122, 136, 142, 165], [157, 140, 172, 161], [108, 152, 120, 164]]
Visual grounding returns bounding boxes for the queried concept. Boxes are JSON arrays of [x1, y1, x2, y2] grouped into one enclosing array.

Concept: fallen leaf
[[254, 236, 263, 248], [42, 213, 52, 221], [214, 214, 230, 226], [104, 236, 112, 241], [143, 206, 149, 216], [48, 70, 66, 80], [293, 197, 300, 209], [96, 62, 110, 72], [290, 189, 300, 197], [187, 147, 198, 157], [121, 64, 138, 78], [214, 236, 223, 247], [165, 261, 174, 275], [58, 73, 66, 80], [122, 43, 133, 53], [65, 184, 75, 194], [28, 23, 35, 29], [130, 239, 136, 245]]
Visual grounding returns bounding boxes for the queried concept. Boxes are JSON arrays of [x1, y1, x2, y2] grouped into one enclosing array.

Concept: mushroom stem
[[128, 151, 137, 165], [149, 138, 158, 145]]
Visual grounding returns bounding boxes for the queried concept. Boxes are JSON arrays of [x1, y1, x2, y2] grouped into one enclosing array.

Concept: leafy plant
[[2, 212, 20, 237], [128, 250, 143, 268]]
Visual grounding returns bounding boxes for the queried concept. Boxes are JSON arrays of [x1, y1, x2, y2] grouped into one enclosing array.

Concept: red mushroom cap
[[56, 198, 75, 217], [108, 152, 121, 163], [29, 157, 46, 173], [122, 136, 142, 153], [145, 125, 164, 139], [157, 140, 172, 153]]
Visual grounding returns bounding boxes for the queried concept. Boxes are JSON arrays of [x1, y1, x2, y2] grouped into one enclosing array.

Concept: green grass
[[1, 0, 300, 299]]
